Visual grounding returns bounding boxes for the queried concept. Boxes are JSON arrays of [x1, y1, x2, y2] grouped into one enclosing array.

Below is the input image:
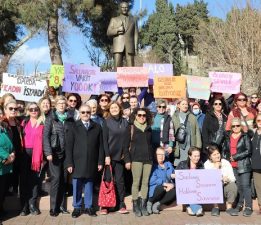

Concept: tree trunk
[[0, 54, 11, 82], [48, 4, 63, 65]]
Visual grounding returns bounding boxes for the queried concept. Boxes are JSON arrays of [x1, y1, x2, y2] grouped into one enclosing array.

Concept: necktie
[[84, 123, 89, 130]]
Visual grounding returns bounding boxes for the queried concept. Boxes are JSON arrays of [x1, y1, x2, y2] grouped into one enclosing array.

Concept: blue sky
[[9, 0, 239, 75]]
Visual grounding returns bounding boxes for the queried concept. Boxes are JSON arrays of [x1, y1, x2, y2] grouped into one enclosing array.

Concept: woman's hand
[[170, 173, 176, 179], [46, 155, 53, 161], [125, 162, 131, 170], [67, 167, 73, 173], [105, 156, 111, 165], [164, 183, 174, 192]]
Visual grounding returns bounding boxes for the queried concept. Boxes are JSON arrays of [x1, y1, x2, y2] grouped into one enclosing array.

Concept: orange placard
[[117, 67, 148, 87], [154, 76, 186, 98]]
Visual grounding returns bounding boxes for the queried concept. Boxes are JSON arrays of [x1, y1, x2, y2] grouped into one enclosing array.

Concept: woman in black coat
[[43, 96, 75, 216], [202, 96, 227, 161], [222, 117, 252, 217]]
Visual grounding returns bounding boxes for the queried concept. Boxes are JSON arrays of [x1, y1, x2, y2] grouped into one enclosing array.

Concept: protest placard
[[62, 63, 101, 94], [154, 76, 186, 98], [49, 65, 64, 88], [99, 72, 118, 92], [117, 67, 148, 87], [1, 73, 47, 102], [175, 169, 223, 204], [182, 75, 211, 100], [143, 63, 173, 85], [209, 72, 241, 94]]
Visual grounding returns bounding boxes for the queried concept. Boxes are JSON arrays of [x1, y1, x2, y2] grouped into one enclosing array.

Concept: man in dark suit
[[107, 1, 138, 70], [65, 104, 104, 218]]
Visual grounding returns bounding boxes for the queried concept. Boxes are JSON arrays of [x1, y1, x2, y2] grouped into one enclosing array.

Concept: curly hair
[[209, 96, 228, 115], [129, 107, 153, 126], [106, 101, 123, 118]]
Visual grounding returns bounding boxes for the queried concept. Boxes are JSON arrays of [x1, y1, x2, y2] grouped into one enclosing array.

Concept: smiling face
[[213, 100, 223, 113], [28, 103, 40, 119], [79, 105, 91, 122], [135, 109, 147, 124], [189, 150, 200, 165], [130, 97, 138, 109], [209, 150, 221, 163], [231, 120, 242, 134], [236, 94, 247, 108], [99, 96, 109, 109], [157, 103, 167, 114], [56, 100, 67, 113], [178, 100, 189, 112], [40, 99, 51, 114], [67, 96, 77, 109], [156, 148, 165, 165], [109, 103, 120, 117], [4, 102, 18, 119]]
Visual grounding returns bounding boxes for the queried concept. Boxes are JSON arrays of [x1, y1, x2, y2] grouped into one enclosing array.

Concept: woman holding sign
[[222, 117, 252, 217], [176, 147, 204, 216], [204, 144, 237, 216]]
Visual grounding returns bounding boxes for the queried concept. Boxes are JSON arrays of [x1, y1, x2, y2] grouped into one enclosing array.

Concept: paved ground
[[2, 210, 261, 225]]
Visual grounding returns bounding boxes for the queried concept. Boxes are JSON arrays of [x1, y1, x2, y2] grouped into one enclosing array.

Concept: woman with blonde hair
[[20, 102, 44, 215], [172, 98, 202, 166]]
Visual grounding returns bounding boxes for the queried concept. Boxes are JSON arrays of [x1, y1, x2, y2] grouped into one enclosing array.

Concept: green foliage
[[175, 0, 209, 54], [0, 6, 20, 54], [141, 0, 181, 74]]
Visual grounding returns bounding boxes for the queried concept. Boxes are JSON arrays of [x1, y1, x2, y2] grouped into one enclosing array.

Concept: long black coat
[[64, 120, 104, 179], [43, 110, 75, 159]]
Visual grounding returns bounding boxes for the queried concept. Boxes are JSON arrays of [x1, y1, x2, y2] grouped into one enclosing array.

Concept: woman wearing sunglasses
[[43, 96, 75, 216], [20, 103, 44, 215], [226, 93, 257, 135], [222, 117, 252, 217], [97, 94, 111, 118], [151, 99, 174, 163], [202, 96, 227, 161], [101, 101, 130, 215], [126, 108, 153, 217], [67, 94, 80, 121], [251, 113, 261, 214]]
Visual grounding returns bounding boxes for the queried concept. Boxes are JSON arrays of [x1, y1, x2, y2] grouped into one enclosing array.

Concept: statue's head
[[120, 1, 129, 16]]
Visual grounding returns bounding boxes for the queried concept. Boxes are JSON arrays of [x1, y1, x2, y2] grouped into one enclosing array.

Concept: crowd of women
[[0, 88, 260, 221]]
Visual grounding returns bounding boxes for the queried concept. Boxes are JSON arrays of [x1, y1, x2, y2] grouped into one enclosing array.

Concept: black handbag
[[51, 123, 60, 149], [175, 114, 189, 144]]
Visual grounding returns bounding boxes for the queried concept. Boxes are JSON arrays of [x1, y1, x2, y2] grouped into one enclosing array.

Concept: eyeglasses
[[8, 107, 18, 111], [137, 114, 146, 118], [251, 96, 258, 99], [237, 98, 247, 102], [214, 102, 222, 106], [157, 106, 166, 109], [100, 99, 108, 102], [69, 99, 77, 103], [231, 125, 241, 128], [129, 90, 136, 93], [80, 111, 91, 115], [29, 108, 39, 112], [122, 97, 129, 100]]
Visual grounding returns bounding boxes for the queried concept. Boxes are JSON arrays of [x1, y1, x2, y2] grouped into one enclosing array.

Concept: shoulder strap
[[239, 111, 250, 131], [183, 114, 190, 127]]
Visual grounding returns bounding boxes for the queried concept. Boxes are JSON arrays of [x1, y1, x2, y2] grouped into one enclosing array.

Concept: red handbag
[[98, 165, 116, 208]]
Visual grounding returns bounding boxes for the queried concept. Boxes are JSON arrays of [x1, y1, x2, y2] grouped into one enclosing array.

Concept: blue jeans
[[72, 178, 93, 209], [189, 204, 202, 214]]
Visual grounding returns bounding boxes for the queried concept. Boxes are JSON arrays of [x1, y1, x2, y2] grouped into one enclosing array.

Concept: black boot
[[140, 198, 149, 216], [133, 199, 142, 217]]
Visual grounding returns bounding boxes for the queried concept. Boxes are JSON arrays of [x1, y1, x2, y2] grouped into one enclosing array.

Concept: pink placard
[[209, 71, 241, 94], [117, 67, 148, 87]]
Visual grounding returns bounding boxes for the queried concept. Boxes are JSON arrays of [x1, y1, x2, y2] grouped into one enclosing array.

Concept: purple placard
[[175, 169, 223, 204], [62, 63, 101, 94], [143, 63, 173, 85], [98, 72, 117, 92]]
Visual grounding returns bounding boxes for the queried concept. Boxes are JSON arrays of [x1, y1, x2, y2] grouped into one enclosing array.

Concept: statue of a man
[[107, 1, 138, 70]]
